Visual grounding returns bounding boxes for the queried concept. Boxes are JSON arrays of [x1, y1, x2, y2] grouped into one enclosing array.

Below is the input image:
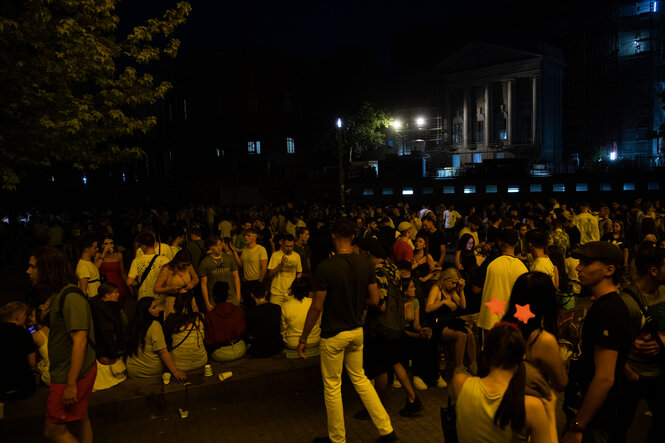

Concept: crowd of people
[[1, 196, 665, 443]]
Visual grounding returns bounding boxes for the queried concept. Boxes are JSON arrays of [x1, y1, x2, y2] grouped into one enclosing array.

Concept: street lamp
[[336, 118, 345, 207], [392, 119, 403, 130], [415, 116, 425, 127]]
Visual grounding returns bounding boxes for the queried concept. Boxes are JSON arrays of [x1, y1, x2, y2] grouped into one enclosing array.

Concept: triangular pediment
[[437, 41, 543, 73]]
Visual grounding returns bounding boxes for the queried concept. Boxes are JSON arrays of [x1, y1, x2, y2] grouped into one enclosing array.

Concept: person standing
[[75, 235, 102, 298], [298, 218, 396, 443], [617, 243, 665, 443], [239, 228, 268, 310], [126, 232, 170, 308], [267, 234, 302, 307], [419, 216, 446, 268], [573, 202, 600, 245], [199, 235, 241, 311], [561, 242, 632, 443], [27, 247, 97, 443]]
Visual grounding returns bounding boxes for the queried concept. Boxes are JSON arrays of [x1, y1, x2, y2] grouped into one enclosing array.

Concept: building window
[[452, 154, 461, 168], [530, 184, 542, 192], [464, 185, 476, 194], [248, 141, 261, 154], [476, 121, 484, 143], [443, 186, 455, 194], [486, 184, 498, 193], [286, 137, 295, 154], [453, 122, 463, 144], [473, 153, 482, 164]]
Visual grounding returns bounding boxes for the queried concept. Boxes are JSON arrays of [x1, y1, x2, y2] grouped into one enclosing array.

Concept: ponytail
[[494, 360, 526, 432]]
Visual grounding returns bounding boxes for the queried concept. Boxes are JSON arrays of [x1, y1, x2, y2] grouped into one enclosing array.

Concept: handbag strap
[[137, 254, 160, 290], [170, 324, 195, 351], [623, 286, 665, 357]]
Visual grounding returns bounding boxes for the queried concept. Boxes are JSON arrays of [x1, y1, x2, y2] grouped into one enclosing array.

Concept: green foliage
[[0, 0, 191, 190], [345, 102, 392, 161]]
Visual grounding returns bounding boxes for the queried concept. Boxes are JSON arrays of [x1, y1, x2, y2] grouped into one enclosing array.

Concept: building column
[[463, 89, 470, 149], [444, 90, 451, 147], [532, 77, 538, 145], [484, 84, 491, 149], [506, 79, 515, 146]]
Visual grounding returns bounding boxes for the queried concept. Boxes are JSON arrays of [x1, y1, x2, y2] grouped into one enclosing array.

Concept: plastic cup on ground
[[218, 371, 233, 382], [162, 373, 171, 384]]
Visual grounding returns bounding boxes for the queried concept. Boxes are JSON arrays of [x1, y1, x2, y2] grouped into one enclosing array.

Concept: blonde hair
[[0, 301, 29, 322]]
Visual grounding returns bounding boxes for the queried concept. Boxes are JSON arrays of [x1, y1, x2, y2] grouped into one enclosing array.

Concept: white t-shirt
[[478, 255, 528, 330], [268, 250, 302, 297], [444, 210, 461, 229], [241, 244, 268, 281], [129, 254, 170, 305], [281, 297, 321, 349], [530, 257, 556, 286], [76, 259, 101, 297]]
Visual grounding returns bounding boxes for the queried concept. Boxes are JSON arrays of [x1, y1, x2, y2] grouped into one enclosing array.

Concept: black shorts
[[363, 335, 402, 379]]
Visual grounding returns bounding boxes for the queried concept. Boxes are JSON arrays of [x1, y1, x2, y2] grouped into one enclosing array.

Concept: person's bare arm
[[78, 278, 89, 296], [438, 244, 446, 267], [366, 282, 380, 307], [63, 330, 87, 406], [153, 268, 176, 294], [531, 331, 568, 391], [259, 259, 267, 282], [200, 275, 213, 312], [157, 348, 186, 380], [525, 395, 554, 443], [562, 346, 617, 443], [186, 266, 199, 290]]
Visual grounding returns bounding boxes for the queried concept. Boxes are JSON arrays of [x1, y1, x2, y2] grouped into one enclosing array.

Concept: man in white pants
[[298, 218, 396, 443]]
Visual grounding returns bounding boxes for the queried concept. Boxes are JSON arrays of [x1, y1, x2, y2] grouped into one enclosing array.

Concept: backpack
[[366, 263, 405, 340]]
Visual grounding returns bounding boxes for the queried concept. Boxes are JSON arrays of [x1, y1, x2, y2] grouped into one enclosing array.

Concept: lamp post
[[336, 118, 345, 207]]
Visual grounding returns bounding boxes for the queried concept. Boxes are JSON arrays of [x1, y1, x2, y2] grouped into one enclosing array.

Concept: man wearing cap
[[562, 241, 632, 443], [392, 222, 414, 263]]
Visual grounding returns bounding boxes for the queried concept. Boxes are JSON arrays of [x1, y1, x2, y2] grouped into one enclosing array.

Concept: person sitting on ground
[[29, 299, 51, 386], [400, 279, 445, 391], [90, 282, 127, 391], [164, 291, 208, 372], [455, 233, 476, 271], [153, 249, 199, 318], [204, 281, 247, 362], [501, 272, 568, 394], [426, 266, 477, 376], [245, 281, 282, 358], [125, 297, 186, 380], [0, 301, 37, 400], [281, 277, 321, 350], [452, 323, 555, 443]]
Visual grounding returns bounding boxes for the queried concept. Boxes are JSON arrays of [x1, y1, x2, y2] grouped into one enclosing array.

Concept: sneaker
[[353, 408, 371, 420], [413, 376, 428, 391], [377, 431, 398, 442], [391, 379, 402, 389], [469, 362, 478, 375], [399, 396, 424, 417], [436, 375, 448, 389]]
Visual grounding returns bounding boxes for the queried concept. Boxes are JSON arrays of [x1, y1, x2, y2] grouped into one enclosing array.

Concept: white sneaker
[[391, 379, 402, 389], [436, 376, 448, 389], [413, 376, 428, 391]]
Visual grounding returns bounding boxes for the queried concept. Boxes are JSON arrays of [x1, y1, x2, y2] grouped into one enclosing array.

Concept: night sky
[[118, 0, 550, 70]]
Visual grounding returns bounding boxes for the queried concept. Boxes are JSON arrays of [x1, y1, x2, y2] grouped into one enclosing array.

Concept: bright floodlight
[[609, 151, 617, 161], [415, 116, 425, 127], [392, 119, 402, 129], [336, 118, 342, 128]]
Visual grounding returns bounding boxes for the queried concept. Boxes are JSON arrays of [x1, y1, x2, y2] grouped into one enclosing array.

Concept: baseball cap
[[572, 241, 624, 266], [397, 221, 413, 233]]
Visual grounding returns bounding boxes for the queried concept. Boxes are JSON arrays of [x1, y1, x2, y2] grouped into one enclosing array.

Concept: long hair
[[164, 291, 203, 334], [414, 233, 429, 256], [166, 249, 192, 271], [32, 246, 76, 294], [502, 272, 559, 341], [480, 323, 527, 432], [457, 233, 475, 252], [125, 297, 158, 357]]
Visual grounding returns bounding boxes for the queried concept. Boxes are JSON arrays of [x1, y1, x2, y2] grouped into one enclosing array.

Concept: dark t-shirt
[[577, 291, 633, 431], [0, 322, 36, 396], [418, 228, 446, 262], [313, 253, 376, 338], [246, 302, 282, 358]]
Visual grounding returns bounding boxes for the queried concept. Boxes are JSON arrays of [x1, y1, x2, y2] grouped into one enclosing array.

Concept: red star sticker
[[514, 303, 535, 324], [484, 296, 506, 316]]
